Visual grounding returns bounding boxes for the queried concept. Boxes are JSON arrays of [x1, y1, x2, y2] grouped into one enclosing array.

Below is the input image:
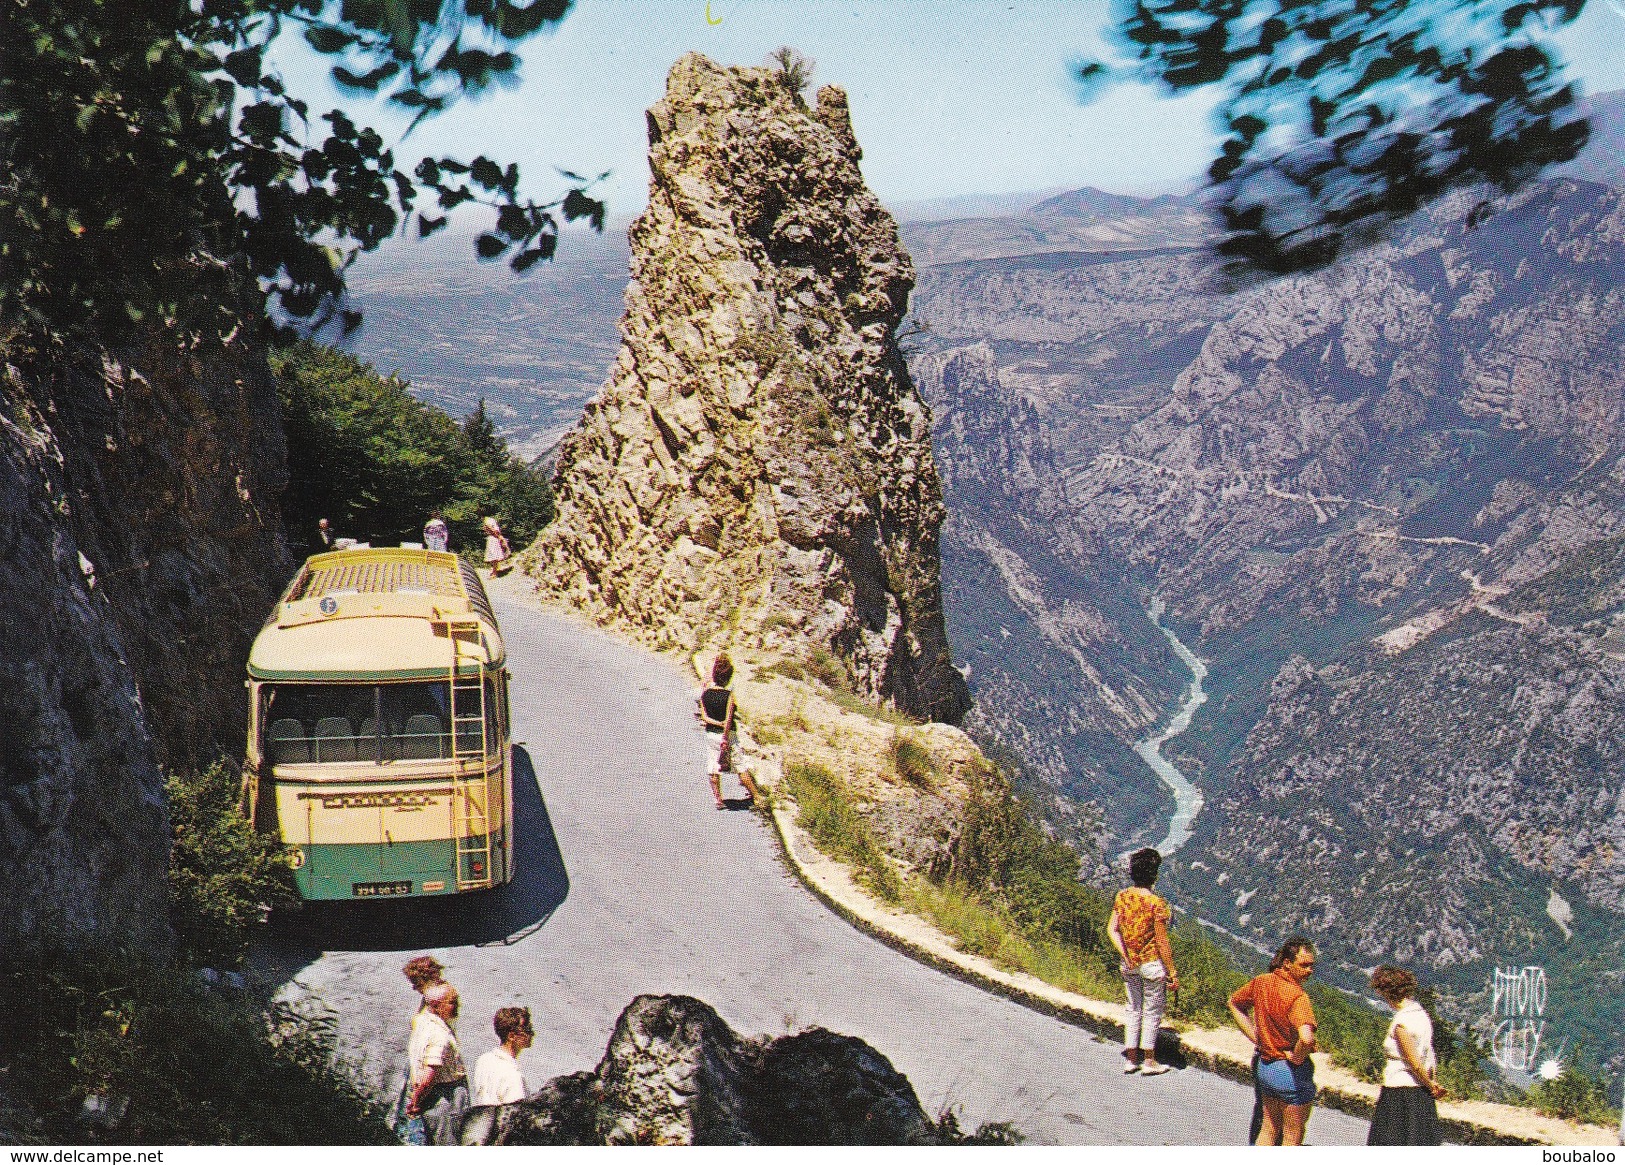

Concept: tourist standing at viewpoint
[[1108, 846, 1179, 1075], [1229, 937, 1319, 1146], [405, 982, 470, 1145], [1367, 966, 1445, 1145], [483, 515, 511, 575], [423, 512, 449, 553], [471, 1007, 534, 1107]]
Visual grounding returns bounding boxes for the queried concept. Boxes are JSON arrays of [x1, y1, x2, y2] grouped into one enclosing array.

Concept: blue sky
[[278, 0, 1625, 219]]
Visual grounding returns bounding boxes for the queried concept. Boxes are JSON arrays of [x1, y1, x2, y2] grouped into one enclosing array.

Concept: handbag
[[718, 729, 733, 772]]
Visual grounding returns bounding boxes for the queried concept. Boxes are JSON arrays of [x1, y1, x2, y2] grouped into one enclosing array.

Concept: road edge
[[761, 786, 1615, 1148]]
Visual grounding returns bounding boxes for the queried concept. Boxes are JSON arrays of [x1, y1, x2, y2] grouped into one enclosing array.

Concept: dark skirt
[[1367, 1085, 1441, 1146]]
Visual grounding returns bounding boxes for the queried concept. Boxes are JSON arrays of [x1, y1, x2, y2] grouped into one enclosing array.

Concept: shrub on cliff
[[1528, 1052, 1617, 1125], [0, 962, 390, 1144], [167, 760, 297, 969], [273, 340, 552, 554]]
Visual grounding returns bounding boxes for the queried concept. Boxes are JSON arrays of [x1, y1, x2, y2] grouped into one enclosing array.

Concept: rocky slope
[[0, 300, 290, 955], [525, 54, 967, 723], [913, 177, 1625, 1051], [468, 994, 972, 1146]]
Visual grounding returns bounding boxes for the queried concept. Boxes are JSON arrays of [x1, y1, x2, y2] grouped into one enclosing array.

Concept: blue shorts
[[1256, 1056, 1317, 1106]]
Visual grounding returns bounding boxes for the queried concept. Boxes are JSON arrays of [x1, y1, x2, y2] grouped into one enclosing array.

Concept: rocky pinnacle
[[528, 53, 968, 723]]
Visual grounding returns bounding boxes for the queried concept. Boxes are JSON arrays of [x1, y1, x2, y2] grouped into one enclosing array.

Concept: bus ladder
[[441, 615, 492, 890]]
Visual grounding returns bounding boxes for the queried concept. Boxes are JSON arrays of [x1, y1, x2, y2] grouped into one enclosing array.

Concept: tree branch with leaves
[[1083, 0, 1590, 272], [0, 0, 605, 345]]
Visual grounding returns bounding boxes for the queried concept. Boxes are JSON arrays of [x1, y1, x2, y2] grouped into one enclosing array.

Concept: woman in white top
[[1367, 965, 1446, 1145]]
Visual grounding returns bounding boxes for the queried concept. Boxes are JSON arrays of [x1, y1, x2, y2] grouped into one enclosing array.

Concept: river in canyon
[[1133, 599, 1208, 854]]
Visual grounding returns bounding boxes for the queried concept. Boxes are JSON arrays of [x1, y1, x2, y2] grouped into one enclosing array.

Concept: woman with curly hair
[[1367, 965, 1446, 1145]]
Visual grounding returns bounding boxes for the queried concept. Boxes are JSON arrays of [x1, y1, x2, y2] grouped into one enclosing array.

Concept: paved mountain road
[[259, 586, 1367, 1145]]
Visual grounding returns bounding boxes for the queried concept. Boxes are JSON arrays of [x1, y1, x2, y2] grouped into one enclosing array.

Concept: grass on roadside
[[781, 759, 902, 902], [904, 879, 1121, 1000]]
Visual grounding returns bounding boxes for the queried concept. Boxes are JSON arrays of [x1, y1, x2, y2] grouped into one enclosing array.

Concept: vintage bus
[[243, 547, 513, 900]]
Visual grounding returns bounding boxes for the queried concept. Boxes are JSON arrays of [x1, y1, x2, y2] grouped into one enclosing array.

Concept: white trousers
[[1123, 960, 1167, 1051]]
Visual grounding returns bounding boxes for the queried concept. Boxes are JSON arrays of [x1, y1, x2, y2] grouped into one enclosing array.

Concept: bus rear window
[[262, 682, 452, 764]]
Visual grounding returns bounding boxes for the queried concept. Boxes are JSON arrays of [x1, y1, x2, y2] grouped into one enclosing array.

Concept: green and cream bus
[[243, 547, 513, 900]]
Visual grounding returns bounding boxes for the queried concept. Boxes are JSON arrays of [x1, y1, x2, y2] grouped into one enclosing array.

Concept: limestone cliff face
[[0, 315, 290, 955], [528, 54, 969, 723]]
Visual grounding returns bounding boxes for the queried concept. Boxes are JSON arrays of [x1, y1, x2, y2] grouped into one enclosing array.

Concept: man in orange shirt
[[1229, 936, 1318, 1146]]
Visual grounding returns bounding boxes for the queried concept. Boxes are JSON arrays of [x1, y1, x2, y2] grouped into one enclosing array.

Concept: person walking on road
[[423, 512, 449, 553], [698, 653, 760, 809], [471, 1006, 534, 1107], [483, 516, 512, 575], [698, 653, 761, 809], [1108, 846, 1179, 1076], [1230, 936, 1319, 1146], [1367, 966, 1445, 1145], [405, 982, 470, 1145]]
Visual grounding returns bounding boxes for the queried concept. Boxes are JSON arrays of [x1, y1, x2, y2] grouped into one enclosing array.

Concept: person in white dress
[[482, 515, 511, 575], [471, 1006, 533, 1107]]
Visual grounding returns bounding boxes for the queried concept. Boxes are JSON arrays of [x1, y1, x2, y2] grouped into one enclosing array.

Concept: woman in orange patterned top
[[1107, 846, 1179, 1075]]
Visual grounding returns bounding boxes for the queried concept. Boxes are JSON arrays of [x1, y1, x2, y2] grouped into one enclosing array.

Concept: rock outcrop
[[467, 994, 957, 1146], [527, 53, 968, 723], [0, 311, 290, 954]]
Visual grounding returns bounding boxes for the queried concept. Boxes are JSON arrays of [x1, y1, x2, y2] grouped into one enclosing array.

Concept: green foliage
[[781, 760, 901, 901], [760, 659, 807, 683], [1528, 1052, 1617, 1125], [272, 341, 552, 553], [1088, 0, 1588, 272], [803, 645, 851, 691], [766, 46, 815, 95], [166, 760, 297, 970], [887, 731, 937, 789], [1306, 982, 1388, 1083], [904, 879, 1122, 1001], [1424, 990, 1491, 1101], [1165, 921, 1246, 1031], [1, 0, 603, 343], [0, 960, 391, 1144]]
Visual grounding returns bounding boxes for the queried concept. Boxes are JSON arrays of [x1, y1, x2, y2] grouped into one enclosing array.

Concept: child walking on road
[[1108, 847, 1179, 1075]]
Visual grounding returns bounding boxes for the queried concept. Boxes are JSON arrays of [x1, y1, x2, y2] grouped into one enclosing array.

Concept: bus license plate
[[353, 880, 413, 897]]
